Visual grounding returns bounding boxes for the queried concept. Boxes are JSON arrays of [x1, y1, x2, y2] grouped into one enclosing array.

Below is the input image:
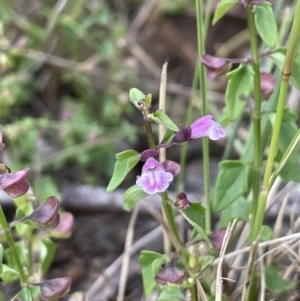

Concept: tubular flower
[[136, 157, 173, 195], [201, 54, 231, 79], [173, 115, 225, 143]]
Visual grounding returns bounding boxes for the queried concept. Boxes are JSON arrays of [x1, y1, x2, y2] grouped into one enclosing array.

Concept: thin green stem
[[245, 0, 262, 228], [176, 67, 198, 192], [0, 206, 26, 283], [251, 0, 300, 240], [195, 0, 211, 232], [27, 228, 33, 276]]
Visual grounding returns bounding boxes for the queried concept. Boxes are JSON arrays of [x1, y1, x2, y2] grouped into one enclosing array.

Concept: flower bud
[[140, 149, 159, 162], [155, 265, 186, 285], [68, 291, 86, 301], [40, 277, 72, 300], [209, 227, 227, 250], [260, 72, 276, 99], [52, 212, 74, 238], [30, 196, 60, 229], [174, 192, 191, 209], [0, 167, 30, 198], [162, 160, 181, 177], [201, 54, 231, 79]]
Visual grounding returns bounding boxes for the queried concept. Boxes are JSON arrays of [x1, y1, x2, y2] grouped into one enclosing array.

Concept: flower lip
[[136, 157, 173, 195]]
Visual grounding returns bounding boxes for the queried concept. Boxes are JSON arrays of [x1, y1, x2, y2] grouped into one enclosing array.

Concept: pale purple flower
[[173, 115, 225, 143], [190, 115, 225, 140], [136, 157, 173, 194], [201, 54, 231, 79]]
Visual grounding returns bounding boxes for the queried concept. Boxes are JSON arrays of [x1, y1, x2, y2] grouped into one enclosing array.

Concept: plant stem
[[177, 66, 198, 192], [251, 0, 300, 240], [245, 0, 262, 228], [0, 205, 26, 283], [195, 0, 211, 232]]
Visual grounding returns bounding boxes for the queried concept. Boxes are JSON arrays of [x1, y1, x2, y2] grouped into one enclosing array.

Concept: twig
[[117, 206, 139, 301], [215, 219, 237, 301]]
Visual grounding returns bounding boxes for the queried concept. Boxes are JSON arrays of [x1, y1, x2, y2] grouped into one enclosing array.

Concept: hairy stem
[[251, 0, 300, 240], [0, 205, 26, 283], [195, 0, 211, 232], [245, 0, 262, 229]]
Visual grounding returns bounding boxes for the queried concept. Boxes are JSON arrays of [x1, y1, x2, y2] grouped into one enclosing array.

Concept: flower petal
[[190, 115, 213, 139], [136, 158, 173, 194], [208, 121, 226, 140]]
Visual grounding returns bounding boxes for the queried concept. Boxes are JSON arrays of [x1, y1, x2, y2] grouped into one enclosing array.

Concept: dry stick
[[158, 62, 169, 255], [117, 206, 139, 301], [85, 213, 164, 299], [266, 193, 290, 265], [241, 241, 258, 301], [258, 248, 266, 301], [215, 219, 237, 301]]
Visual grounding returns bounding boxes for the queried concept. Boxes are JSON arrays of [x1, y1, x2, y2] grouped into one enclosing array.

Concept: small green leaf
[[40, 240, 57, 274], [269, 48, 286, 69], [129, 88, 145, 108], [180, 203, 208, 241], [12, 287, 35, 301], [157, 285, 185, 301], [219, 196, 251, 227], [160, 128, 175, 144], [116, 149, 139, 161], [127, 155, 141, 170], [253, 2, 278, 49], [223, 64, 253, 121], [139, 251, 165, 297], [212, 160, 250, 212], [291, 49, 300, 93], [213, 0, 238, 25], [275, 108, 300, 182], [265, 265, 295, 292], [149, 111, 179, 132], [107, 151, 140, 192], [260, 225, 273, 241], [123, 185, 148, 211], [0, 265, 19, 283]]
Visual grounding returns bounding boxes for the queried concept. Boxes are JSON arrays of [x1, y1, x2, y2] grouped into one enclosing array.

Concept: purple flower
[[136, 157, 173, 194], [173, 115, 225, 143], [201, 54, 231, 79]]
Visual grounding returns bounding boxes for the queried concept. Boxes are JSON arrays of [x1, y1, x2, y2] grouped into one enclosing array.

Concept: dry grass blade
[[241, 241, 258, 301], [215, 219, 237, 301], [117, 206, 139, 301]]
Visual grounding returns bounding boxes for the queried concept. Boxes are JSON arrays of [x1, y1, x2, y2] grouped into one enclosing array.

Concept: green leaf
[[260, 225, 273, 241], [157, 285, 185, 301], [180, 203, 207, 239], [40, 240, 57, 274], [107, 151, 140, 192], [160, 128, 175, 144], [116, 149, 139, 161], [275, 108, 300, 182], [212, 160, 250, 212], [253, 2, 278, 49], [223, 64, 253, 121], [123, 185, 148, 211], [291, 49, 300, 93], [219, 196, 251, 227], [0, 264, 19, 283], [11, 287, 35, 301], [129, 88, 145, 108], [149, 111, 179, 132], [269, 48, 286, 70], [265, 265, 295, 292], [213, 0, 238, 25], [139, 251, 165, 297]]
